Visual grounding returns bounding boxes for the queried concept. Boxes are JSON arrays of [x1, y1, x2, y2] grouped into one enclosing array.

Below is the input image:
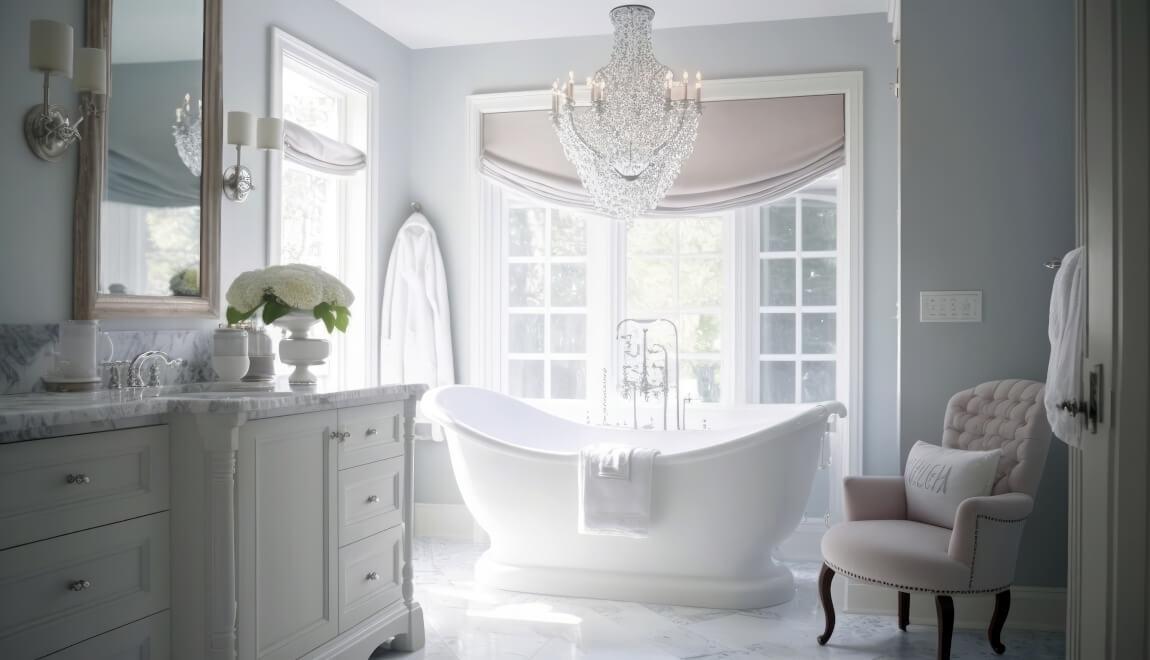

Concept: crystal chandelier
[[551, 5, 702, 220], [172, 93, 202, 177]]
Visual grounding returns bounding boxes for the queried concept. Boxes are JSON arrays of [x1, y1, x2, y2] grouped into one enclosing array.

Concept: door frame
[[1068, 0, 1150, 656]]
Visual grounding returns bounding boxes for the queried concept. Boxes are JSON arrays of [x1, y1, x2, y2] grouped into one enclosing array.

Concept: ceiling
[[334, 0, 888, 50]]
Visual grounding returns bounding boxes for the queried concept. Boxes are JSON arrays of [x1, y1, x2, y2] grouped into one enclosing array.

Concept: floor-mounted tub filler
[[421, 385, 846, 609]]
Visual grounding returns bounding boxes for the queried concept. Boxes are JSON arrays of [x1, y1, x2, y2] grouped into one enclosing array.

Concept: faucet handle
[[101, 360, 128, 389]]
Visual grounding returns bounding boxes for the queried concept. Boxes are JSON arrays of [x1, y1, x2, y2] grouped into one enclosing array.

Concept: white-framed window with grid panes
[[268, 29, 379, 389], [505, 204, 594, 399], [484, 169, 847, 413], [755, 185, 845, 407]]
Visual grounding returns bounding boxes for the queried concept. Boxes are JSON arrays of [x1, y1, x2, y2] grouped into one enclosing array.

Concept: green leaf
[[333, 306, 350, 332], [313, 301, 332, 321], [322, 308, 336, 333], [262, 299, 291, 325], [226, 306, 249, 325]]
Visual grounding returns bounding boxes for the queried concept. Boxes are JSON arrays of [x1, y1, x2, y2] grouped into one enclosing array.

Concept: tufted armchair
[[816, 380, 1051, 660]]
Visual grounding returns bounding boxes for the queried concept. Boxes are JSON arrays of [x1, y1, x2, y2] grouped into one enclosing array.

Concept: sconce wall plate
[[24, 104, 78, 161], [223, 164, 254, 202]]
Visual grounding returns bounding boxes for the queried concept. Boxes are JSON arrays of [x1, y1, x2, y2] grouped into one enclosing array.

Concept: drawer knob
[[366, 571, 380, 581], [68, 579, 92, 592], [329, 431, 352, 441], [66, 473, 92, 485], [366, 495, 380, 504], [365, 427, 378, 436]]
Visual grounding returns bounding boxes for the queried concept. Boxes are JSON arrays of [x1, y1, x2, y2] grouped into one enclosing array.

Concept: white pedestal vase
[[274, 311, 330, 385]]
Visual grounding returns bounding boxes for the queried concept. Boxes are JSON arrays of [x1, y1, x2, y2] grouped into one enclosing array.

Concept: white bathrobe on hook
[[381, 211, 455, 438]]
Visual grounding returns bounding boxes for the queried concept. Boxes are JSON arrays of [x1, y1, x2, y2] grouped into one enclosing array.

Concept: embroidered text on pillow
[[905, 458, 952, 494]]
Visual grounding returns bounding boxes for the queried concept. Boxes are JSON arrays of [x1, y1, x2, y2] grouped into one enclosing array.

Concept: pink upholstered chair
[[817, 380, 1051, 660]]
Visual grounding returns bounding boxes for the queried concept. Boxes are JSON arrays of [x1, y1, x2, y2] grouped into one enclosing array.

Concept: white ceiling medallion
[[551, 5, 702, 220]]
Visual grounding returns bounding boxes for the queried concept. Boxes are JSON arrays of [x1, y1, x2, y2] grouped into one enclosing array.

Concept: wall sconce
[[24, 19, 107, 161], [223, 112, 283, 202]]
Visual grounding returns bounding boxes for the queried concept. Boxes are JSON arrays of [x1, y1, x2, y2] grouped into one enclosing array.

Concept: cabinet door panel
[[242, 412, 338, 660]]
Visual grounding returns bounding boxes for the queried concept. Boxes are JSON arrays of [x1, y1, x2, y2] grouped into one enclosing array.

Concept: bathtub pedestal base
[[475, 551, 796, 609]]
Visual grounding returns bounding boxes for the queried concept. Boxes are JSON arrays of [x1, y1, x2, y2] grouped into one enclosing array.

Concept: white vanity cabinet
[[0, 426, 172, 660], [170, 391, 424, 660]]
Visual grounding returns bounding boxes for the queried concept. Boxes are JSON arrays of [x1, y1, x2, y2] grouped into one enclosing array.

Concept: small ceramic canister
[[212, 327, 249, 382]]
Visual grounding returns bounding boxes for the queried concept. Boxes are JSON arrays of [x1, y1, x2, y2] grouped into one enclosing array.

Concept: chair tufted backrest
[[942, 379, 1051, 497]]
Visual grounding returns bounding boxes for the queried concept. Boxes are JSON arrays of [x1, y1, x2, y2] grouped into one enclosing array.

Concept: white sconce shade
[[74, 48, 106, 94], [227, 111, 255, 146], [29, 20, 73, 77], [257, 117, 284, 150]]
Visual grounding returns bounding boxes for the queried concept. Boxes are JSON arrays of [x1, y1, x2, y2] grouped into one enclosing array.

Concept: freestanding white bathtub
[[421, 385, 846, 609]]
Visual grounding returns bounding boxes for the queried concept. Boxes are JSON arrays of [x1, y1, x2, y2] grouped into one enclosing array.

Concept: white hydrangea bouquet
[[225, 264, 354, 333]]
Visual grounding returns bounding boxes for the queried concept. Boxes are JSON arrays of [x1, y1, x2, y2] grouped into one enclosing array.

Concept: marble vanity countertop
[[0, 380, 428, 443]]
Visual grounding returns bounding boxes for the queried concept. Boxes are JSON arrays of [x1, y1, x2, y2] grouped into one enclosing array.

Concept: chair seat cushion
[[821, 520, 975, 594]]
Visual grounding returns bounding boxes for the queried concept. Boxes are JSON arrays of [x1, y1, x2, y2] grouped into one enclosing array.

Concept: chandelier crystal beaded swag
[[551, 5, 702, 220]]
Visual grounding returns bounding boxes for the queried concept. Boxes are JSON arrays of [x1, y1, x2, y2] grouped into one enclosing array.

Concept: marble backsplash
[[0, 324, 213, 395]]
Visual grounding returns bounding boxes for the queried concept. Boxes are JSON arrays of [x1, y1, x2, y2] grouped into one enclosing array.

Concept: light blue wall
[[0, 0, 84, 324], [0, 0, 410, 332], [900, 0, 1074, 587], [407, 14, 901, 504]]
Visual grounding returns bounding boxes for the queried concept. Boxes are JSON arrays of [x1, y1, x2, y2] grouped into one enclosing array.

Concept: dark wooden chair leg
[[935, 595, 954, 660], [898, 591, 910, 631], [816, 563, 836, 645], [988, 589, 1011, 654]]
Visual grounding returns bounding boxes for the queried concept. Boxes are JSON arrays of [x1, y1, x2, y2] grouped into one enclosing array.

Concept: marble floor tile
[[380, 538, 1065, 660]]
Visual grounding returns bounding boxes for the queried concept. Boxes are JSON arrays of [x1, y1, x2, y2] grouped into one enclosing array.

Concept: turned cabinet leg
[[935, 595, 954, 660], [898, 591, 910, 631], [817, 563, 836, 645], [988, 589, 1011, 654]]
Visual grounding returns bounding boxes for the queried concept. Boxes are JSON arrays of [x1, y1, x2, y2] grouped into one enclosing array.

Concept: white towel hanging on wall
[[381, 209, 455, 438], [1045, 246, 1085, 446]]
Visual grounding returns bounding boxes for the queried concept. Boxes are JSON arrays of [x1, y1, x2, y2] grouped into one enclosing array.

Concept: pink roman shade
[[481, 94, 845, 214]]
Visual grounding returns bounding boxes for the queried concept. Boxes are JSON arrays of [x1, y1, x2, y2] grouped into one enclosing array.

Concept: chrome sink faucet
[[125, 351, 184, 388]]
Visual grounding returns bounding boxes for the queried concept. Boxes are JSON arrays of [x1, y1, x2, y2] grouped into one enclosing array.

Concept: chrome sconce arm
[[222, 143, 255, 202]]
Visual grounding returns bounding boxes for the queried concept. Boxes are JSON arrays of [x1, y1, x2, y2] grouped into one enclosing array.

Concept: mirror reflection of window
[[98, 0, 204, 297]]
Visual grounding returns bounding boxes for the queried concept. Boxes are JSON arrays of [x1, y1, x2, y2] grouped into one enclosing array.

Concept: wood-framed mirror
[[73, 0, 222, 319]]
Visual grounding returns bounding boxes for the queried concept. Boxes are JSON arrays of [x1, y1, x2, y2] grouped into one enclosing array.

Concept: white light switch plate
[[919, 290, 982, 322]]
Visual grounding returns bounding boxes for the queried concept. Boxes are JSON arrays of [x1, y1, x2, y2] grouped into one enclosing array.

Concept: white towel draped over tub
[[579, 445, 660, 538], [381, 212, 455, 439], [1045, 246, 1086, 447]]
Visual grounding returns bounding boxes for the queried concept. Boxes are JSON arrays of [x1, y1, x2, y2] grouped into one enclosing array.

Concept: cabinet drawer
[[338, 457, 403, 547], [0, 426, 169, 550], [0, 512, 170, 659], [43, 611, 170, 659], [338, 526, 403, 633], [336, 402, 404, 469]]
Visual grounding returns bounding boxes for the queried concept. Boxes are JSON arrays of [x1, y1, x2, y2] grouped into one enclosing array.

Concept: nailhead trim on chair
[[822, 558, 1013, 596], [968, 514, 1028, 590]]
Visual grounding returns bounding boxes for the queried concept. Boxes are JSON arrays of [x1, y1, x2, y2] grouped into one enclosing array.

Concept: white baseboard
[[843, 581, 1066, 631], [414, 502, 487, 542]]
